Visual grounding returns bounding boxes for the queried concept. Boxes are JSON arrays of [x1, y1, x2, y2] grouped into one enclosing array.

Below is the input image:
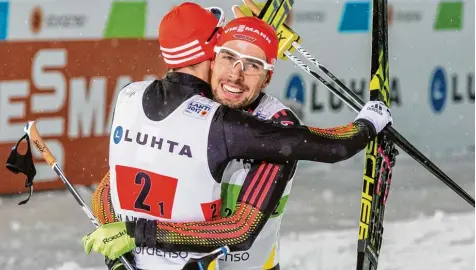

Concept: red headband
[[158, 2, 220, 68], [217, 17, 278, 66]]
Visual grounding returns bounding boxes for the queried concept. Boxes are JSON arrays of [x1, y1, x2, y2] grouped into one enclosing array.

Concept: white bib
[[109, 81, 222, 270]]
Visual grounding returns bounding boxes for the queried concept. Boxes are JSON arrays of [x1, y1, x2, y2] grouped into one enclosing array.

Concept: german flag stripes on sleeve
[[91, 171, 118, 225]]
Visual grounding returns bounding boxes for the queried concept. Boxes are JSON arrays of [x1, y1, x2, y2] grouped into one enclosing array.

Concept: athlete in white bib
[[82, 3, 393, 270]]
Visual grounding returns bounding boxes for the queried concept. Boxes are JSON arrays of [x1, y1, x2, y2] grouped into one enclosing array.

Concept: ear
[[211, 59, 215, 71], [261, 72, 272, 89]]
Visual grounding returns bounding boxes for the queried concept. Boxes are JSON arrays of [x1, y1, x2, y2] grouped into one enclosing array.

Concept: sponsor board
[[276, 0, 474, 157], [0, 39, 166, 194], [0, 0, 473, 194]]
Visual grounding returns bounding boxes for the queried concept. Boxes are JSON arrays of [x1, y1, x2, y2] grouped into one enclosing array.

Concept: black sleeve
[[226, 109, 299, 251], [130, 108, 375, 252], [129, 111, 300, 253], [217, 106, 375, 164], [236, 109, 299, 214]]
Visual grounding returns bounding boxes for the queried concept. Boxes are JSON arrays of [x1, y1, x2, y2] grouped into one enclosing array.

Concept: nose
[[232, 60, 245, 71], [228, 60, 244, 81]]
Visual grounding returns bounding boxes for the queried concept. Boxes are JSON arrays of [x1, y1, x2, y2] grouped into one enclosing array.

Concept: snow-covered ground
[[280, 211, 474, 270], [45, 212, 474, 270], [1, 154, 474, 270]]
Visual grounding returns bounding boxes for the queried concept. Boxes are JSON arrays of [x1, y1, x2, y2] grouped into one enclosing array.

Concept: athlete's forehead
[[220, 40, 267, 61]]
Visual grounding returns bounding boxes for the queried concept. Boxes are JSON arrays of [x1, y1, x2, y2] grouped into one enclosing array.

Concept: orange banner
[[0, 39, 166, 194]]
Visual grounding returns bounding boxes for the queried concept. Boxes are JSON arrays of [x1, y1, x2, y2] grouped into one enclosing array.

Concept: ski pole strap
[[5, 133, 36, 205]]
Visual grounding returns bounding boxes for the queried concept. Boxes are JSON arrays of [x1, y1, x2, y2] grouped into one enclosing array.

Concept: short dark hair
[[168, 62, 201, 73]]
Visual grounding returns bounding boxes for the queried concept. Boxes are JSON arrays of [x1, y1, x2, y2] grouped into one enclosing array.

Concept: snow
[[280, 211, 474, 270], [42, 211, 474, 270], [1, 155, 473, 270]]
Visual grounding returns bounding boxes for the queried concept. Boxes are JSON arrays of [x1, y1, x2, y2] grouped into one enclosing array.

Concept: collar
[[164, 72, 265, 111], [164, 72, 213, 98], [243, 92, 266, 113]]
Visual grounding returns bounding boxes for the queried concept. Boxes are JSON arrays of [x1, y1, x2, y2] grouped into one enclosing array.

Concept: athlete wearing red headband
[[211, 16, 278, 109], [82, 3, 392, 270]]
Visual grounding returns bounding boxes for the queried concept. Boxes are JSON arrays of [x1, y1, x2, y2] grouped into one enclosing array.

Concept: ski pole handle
[[24, 121, 136, 270], [236, 0, 301, 60]]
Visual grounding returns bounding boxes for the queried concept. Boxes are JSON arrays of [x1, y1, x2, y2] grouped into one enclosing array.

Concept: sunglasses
[[205, 7, 226, 44], [214, 46, 274, 75]]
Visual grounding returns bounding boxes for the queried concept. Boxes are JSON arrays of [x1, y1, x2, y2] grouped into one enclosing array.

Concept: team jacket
[[92, 72, 375, 269], [217, 94, 300, 270]]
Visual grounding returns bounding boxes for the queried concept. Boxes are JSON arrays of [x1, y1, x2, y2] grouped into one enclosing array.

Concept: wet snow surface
[[1, 155, 474, 270]]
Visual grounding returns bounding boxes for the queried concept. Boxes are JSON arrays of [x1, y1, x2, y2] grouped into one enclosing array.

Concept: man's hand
[[82, 222, 136, 260], [232, 0, 263, 18], [232, 0, 300, 60], [355, 101, 393, 134]]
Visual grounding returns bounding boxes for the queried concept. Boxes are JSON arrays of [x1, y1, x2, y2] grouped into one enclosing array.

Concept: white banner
[[2, 0, 474, 157]]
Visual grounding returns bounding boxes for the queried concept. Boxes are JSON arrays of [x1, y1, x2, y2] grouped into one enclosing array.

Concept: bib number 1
[[116, 165, 178, 219]]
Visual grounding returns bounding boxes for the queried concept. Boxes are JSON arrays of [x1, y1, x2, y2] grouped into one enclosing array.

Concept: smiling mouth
[[222, 83, 244, 94]]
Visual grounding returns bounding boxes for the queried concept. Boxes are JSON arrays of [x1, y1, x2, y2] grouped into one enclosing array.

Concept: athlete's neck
[[174, 62, 211, 84]]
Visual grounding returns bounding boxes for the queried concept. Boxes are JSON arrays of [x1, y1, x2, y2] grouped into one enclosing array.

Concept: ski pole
[[23, 120, 229, 269], [23, 121, 136, 270], [250, 0, 474, 207], [284, 43, 475, 207]]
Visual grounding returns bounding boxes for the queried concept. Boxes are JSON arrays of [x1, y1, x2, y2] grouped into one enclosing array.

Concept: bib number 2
[[116, 165, 178, 219]]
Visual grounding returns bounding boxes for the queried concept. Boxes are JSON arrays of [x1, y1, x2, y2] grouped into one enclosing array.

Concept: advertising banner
[[0, 0, 473, 194], [0, 39, 165, 193]]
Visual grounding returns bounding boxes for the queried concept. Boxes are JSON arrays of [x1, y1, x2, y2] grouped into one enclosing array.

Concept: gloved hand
[[231, 0, 300, 60], [355, 101, 393, 134], [231, 0, 260, 18], [82, 222, 136, 260]]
